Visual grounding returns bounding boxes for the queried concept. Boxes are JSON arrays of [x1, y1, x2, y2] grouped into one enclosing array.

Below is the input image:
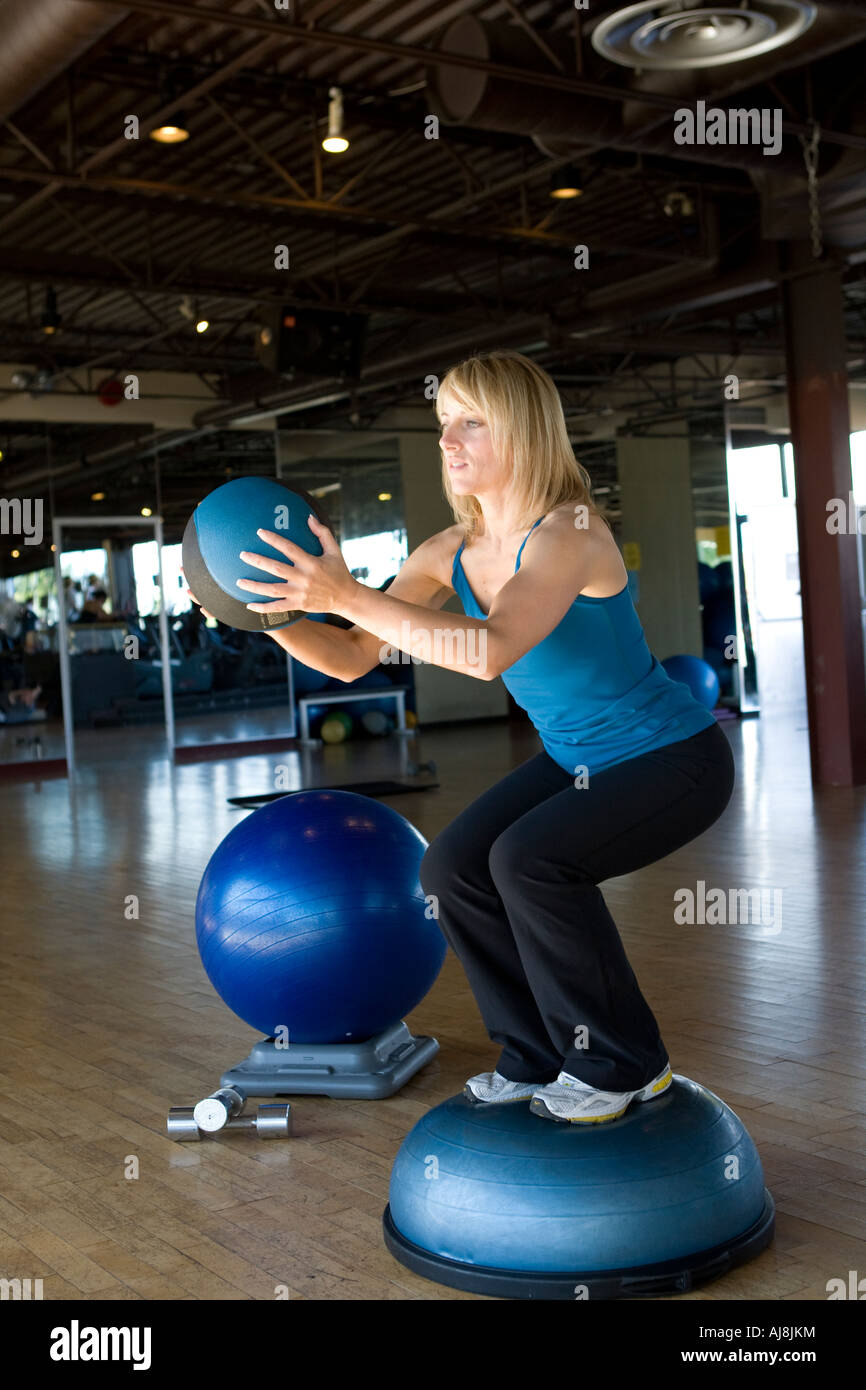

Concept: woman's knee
[[489, 820, 595, 890], [420, 824, 493, 898], [488, 824, 528, 888], [419, 829, 466, 896]]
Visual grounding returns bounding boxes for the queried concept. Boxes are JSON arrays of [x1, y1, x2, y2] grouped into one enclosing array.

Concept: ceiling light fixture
[[40, 286, 62, 335], [550, 166, 584, 200], [150, 112, 190, 143], [322, 87, 349, 153]]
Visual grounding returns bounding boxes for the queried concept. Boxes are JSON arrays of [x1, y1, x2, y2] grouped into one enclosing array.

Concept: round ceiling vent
[[590, 1, 816, 70]]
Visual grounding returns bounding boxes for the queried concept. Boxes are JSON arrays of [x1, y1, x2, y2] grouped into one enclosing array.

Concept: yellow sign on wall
[[622, 542, 641, 571]]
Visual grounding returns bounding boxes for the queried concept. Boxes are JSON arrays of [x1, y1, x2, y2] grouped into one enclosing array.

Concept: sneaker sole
[[529, 1070, 673, 1124], [463, 1086, 537, 1105], [529, 1096, 630, 1124], [636, 1068, 673, 1102]]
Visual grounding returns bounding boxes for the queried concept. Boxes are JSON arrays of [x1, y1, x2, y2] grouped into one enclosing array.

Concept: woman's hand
[[237, 513, 356, 616]]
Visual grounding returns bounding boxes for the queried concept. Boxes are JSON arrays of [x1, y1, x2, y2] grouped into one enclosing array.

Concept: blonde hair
[[435, 350, 609, 542]]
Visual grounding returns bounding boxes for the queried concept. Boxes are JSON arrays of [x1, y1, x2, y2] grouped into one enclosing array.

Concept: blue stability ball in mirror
[[661, 654, 721, 710]]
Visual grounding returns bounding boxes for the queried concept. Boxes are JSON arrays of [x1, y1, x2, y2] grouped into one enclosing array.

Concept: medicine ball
[[182, 476, 331, 632]]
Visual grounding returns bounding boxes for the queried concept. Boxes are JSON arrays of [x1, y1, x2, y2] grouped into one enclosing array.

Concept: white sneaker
[[529, 1064, 673, 1124], [463, 1070, 546, 1104]]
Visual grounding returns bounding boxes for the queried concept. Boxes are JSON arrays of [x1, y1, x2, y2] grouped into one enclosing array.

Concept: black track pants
[[419, 721, 735, 1091]]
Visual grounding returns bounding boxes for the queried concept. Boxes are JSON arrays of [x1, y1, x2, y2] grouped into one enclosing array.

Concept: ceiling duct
[[426, 8, 866, 180], [426, 15, 622, 149], [0, 0, 128, 121], [590, 0, 817, 71]]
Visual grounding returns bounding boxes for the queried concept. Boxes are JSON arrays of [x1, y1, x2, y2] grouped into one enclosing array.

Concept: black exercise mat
[[228, 779, 439, 807]]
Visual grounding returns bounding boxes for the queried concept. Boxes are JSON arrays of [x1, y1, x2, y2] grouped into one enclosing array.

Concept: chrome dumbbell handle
[[167, 1104, 292, 1141]]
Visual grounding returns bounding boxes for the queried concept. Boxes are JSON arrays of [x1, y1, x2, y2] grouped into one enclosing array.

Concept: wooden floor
[[0, 707, 864, 1301]]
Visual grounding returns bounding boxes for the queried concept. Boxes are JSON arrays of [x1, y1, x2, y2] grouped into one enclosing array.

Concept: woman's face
[[437, 393, 505, 497]]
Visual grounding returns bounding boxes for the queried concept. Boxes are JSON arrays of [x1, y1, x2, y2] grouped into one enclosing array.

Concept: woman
[[194, 350, 735, 1125]]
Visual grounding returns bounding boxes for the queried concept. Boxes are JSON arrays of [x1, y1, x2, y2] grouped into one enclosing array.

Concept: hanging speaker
[[255, 306, 367, 379]]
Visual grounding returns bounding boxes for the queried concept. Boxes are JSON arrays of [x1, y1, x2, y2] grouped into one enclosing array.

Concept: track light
[[40, 286, 62, 335], [549, 166, 584, 200], [322, 87, 349, 153], [150, 112, 190, 143], [180, 296, 209, 332]]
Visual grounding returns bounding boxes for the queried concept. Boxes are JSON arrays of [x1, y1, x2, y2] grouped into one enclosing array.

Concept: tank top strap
[[451, 536, 467, 584], [514, 516, 546, 572]]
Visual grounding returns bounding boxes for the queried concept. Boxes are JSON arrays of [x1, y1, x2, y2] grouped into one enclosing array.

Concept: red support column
[[781, 241, 866, 786]]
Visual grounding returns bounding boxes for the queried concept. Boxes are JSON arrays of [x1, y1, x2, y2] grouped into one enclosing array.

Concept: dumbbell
[[194, 1086, 245, 1132], [166, 1100, 292, 1141], [406, 758, 437, 777]]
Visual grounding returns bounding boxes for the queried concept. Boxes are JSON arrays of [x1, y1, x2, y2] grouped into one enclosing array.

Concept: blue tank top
[[451, 518, 716, 776]]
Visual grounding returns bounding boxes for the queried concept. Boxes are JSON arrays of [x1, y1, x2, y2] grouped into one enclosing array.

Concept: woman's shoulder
[[408, 523, 467, 587], [527, 502, 611, 551], [537, 500, 608, 530], [523, 504, 624, 586]]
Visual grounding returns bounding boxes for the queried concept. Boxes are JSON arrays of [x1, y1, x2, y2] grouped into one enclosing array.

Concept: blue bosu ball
[[662, 653, 721, 711], [383, 1077, 774, 1299], [196, 790, 446, 1043]]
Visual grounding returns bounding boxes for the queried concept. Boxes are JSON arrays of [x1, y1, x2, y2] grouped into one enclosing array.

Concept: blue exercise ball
[[714, 560, 734, 594], [661, 654, 720, 710], [195, 790, 446, 1043], [702, 596, 736, 655], [383, 1077, 774, 1299], [698, 561, 720, 603], [703, 647, 735, 698], [182, 476, 330, 633]]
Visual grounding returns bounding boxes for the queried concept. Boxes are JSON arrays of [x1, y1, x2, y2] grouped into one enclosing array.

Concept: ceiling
[[2, 0, 866, 570]]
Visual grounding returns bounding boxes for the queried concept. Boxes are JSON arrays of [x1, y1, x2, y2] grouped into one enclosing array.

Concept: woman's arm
[[239, 511, 601, 681], [264, 617, 370, 683], [265, 536, 457, 681], [337, 513, 601, 678], [188, 531, 459, 683]]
